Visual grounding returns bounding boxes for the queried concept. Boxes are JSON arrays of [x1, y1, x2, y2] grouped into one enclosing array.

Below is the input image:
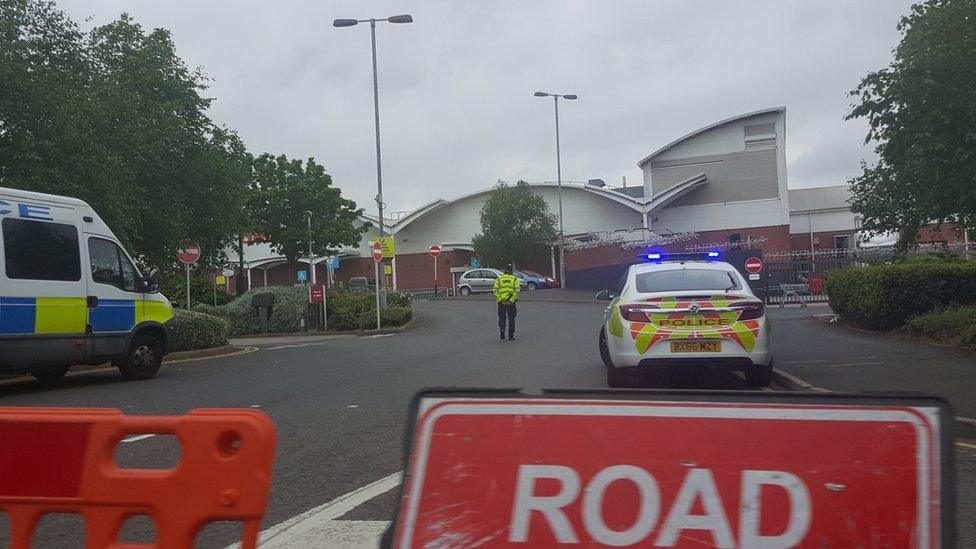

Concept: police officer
[[493, 264, 520, 340]]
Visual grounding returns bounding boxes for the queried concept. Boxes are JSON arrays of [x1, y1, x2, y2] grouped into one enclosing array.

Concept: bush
[[170, 309, 229, 352], [827, 261, 976, 330], [904, 306, 976, 349], [328, 291, 414, 331], [194, 286, 309, 336]]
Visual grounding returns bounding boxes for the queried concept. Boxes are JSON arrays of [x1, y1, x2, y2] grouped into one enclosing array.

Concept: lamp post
[[534, 91, 577, 289], [304, 210, 316, 285], [334, 14, 413, 306]]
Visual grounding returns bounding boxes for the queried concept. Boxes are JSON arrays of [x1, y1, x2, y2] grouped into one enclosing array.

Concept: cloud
[[59, 0, 913, 211]]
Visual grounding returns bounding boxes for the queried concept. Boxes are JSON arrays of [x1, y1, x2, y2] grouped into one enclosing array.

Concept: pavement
[[0, 299, 973, 547]]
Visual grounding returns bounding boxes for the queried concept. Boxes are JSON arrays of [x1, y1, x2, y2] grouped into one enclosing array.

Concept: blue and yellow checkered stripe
[[0, 297, 172, 335]]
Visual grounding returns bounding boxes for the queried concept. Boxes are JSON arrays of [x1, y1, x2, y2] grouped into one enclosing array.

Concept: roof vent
[[587, 179, 606, 187]]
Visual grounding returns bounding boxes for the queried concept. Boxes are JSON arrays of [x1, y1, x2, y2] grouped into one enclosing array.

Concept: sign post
[[428, 244, 442, 298], [372, 241, 383, 329], [390, 390, 953, 548], [178, 241, 201, 309]]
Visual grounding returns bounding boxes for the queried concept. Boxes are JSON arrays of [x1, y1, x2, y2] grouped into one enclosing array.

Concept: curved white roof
[[637, 106, 786, 167]]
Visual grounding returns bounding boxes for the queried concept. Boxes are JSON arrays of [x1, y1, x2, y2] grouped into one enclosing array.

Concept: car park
[[596, 252, 772, 388]]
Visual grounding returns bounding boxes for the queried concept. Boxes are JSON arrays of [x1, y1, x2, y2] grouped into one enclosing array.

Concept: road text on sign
[[429, 244, 442, 258], [309, 284, 324, 304], [178, 241, 201, 265], [371, 241, 384, 262], [745, 256, 763, 274], [391, 392, 949, 548]]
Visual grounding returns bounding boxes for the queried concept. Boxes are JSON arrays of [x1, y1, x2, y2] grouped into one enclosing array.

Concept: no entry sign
[[389, 390, 952, 548], [745, 256, 763, 274], [428, 244, 441, 258], [178, 241, 201, 265], [372, 241, 384, 262]]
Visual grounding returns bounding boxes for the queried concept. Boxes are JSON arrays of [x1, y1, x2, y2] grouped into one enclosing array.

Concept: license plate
[[670, 341, 721, 353]]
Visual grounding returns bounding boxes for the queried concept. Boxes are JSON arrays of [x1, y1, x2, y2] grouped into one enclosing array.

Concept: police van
[[0, 187, 174, 382]]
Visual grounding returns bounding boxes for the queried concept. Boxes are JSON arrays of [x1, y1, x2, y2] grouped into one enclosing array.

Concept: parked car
[[348, 277, 377, 293], [0, 187, 174, 382], [515, 269, 556, 290], [456, 268, 502, 295]]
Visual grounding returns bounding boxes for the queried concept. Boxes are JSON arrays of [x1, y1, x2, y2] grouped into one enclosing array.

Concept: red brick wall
[[790, 230, 856, 252]]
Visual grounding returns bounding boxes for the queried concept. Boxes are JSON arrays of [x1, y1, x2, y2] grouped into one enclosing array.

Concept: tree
[[0, 1, 251, 271], [471, 181, 557, 268], [246, 154, 366, 270], [846, 0, 976, 248]]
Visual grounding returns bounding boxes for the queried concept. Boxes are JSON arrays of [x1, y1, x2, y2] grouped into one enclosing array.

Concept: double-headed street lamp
[[534, 91, 577, 289], [334, 14, 413, 306]]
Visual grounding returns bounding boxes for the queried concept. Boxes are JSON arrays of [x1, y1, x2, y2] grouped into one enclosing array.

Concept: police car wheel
[[458, 286, 471, 296], [119, 334, 162, 381], [31, 365, 70, 383], [598, 329, 614, 369], [745, 362, 772, 388]]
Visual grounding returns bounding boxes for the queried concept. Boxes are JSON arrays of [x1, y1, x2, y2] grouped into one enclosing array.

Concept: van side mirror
[[596, 289, 614, 301], [140, 267, 160, 293]]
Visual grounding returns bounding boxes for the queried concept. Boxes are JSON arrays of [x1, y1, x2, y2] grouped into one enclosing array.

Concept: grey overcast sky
[[61, 0, 913, 214]]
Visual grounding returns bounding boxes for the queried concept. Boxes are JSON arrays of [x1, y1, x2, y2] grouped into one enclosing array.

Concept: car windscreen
[[635, 268, 740, 293]]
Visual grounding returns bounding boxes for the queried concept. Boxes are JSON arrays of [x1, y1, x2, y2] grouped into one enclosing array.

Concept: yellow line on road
[[955, 441, 976, 451]]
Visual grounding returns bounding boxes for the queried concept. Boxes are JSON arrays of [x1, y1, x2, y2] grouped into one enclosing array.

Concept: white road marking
[[785, 359, 826, 364], [347, 405, 359, 409], [956, 441, 976, 451], [824, 361, 884, 367], [225, 472, 402, 549], [249, 404, 262, 408], [263, 342, 333, 351], [365, 333, 396, 339], [121, 434, 155, 443]]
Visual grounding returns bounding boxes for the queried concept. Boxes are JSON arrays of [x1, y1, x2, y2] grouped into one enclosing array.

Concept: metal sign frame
[[382, 388, 955, 548]]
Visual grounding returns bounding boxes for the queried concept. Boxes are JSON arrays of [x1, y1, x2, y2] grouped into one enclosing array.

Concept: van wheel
[[119, 334, 162, 381], [459, 286, 471, 296], [31, 365, 70, 383]]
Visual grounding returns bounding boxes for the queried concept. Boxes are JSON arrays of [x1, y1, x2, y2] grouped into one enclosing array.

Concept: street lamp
[[304, 210, 316, 285], [333, 14, 413, 308], [534, 91, 577, 289]]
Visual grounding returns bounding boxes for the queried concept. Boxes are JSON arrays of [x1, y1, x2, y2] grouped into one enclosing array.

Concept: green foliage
[[161, 272, 234, 308], [472, 181, 558, 269], [826, 261, 976, 330], [195, 285, 309, 336], [170, 309, 228, 352], [326, 291, 413, 331], [846, 0, 976, 248], [246, 154, 366, 264], [0, 1, 251, 271], [904, 306, 976, 349]]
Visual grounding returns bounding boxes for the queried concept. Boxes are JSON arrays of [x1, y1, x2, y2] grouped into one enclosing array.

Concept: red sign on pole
[[428, 244, 441, 258], [745, 256, 763, 274], [309, 284, 324, 304], [178, 241, 201, 265], [391, 392, 949, 548], [371, 241, 383, 262]]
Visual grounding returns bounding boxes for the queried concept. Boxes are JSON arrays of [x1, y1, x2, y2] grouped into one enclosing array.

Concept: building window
[[2, 218, 81, 281]]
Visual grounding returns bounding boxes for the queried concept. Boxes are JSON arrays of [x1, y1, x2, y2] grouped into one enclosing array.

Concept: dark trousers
[[497, 302, 517, 337]]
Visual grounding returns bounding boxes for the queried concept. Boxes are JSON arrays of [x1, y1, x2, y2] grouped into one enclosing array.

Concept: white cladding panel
[[651, 198, 785, 233], [790, 210, 859, 234]]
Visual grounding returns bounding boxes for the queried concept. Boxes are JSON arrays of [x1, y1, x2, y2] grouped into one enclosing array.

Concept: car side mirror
[[595, 289, 614, 301]]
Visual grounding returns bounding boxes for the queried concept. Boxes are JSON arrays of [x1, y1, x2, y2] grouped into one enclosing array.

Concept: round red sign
[[429, 244, 442, 258], [745, 256, 763, 274], [178, 241, 201, 265], [372, 241, 384, 262]]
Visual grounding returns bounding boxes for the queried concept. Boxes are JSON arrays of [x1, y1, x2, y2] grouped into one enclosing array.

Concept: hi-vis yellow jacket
[[493, 273, 520, 303]]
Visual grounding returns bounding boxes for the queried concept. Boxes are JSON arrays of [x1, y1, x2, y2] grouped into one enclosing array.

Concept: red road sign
[[428, 244, 442, 258], [178, 241, 201, 265], [392, 392, 949, 548], [745, 256, 763, 274], [371, 241, 383, 262]]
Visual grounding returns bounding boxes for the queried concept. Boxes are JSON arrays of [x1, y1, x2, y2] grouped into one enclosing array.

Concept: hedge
[[194, 286, 309, 336], [170, 309, 229, 352], [903, 306, 976, 349], [826, 262, 976, 330]]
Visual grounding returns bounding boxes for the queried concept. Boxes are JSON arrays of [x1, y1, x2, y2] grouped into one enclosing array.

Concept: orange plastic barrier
[[0, 407, 276, 549]]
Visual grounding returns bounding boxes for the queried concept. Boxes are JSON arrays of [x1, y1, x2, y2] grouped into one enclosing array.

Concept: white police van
[[0, 187, 174, 382]]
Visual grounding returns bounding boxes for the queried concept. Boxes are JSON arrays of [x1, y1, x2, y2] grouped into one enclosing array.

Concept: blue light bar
[[647, 253, 662, 260], [707, 251, 720, 258]]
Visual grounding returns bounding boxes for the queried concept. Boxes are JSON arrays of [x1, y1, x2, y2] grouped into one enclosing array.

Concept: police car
[[597, 252, 772, 387]]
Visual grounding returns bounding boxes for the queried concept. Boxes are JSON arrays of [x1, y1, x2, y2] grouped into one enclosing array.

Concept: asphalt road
[[0, 299, 973, 547]]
